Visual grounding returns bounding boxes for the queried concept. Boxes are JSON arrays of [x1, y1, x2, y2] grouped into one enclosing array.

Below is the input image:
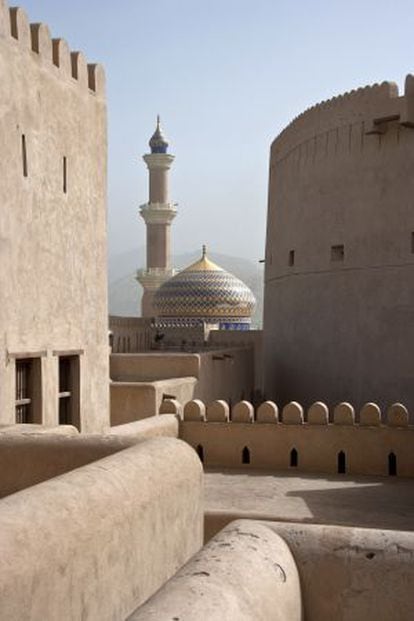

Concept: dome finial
[[149, 116, 169, 153], [202, 244, 207, 258]]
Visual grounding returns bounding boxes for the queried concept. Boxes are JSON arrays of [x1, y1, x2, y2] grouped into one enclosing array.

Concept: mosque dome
[[149, 115, 169, 153], [153, 246, 256, 329]]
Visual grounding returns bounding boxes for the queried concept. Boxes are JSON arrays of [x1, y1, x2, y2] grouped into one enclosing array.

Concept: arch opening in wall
[[290, 448, 298, 468], [196, 444, 204, 464], [337, 451, 346, 474], [388, 452, 397, 476], [242, 446, 250, 465]]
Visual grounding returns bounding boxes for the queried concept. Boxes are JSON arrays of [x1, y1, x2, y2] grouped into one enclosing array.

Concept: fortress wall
[[266, 521, 414, 621], [110, 348, 255, 423], [0, 415, 179, 497], [110, 352, 201, 382], [0, 433, 136, 498], [109, 316, 154, 353], [110, 377, 197, 425], [0, 2, 108, 431], [179, 399, 414, 477], [208, 329, 264, 395], [264, 77, 414, 412], [128, 520, 301, 621], [0, 437, 204, 620], [107, 413, 179, 438], [0, 415, 178, 498]]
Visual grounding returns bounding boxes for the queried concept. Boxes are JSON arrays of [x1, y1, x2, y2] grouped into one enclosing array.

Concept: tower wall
[[137, 138, 176, 317], [147, 223, 170, 268], [264, 78, 414, 412], [0, 1, 109, 431], [149, 167, 169, 204]]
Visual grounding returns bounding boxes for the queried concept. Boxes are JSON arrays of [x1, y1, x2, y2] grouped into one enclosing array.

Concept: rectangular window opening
[[15, 358, 41, 423], [288, 250, 295, 266], [21, 134, 28, 177], [63, 156, 67, 194], [58, 355, 80, 429], [331, 244, 344, 262]]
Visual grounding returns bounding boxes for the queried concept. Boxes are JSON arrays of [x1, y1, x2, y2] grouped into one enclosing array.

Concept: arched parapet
[[282, 402, 304, 425], [232, 400, 254, 423], [70, 51, 89, 89], [333, 402, 355, 426], [29, 22, 52, 60], [360, 402, 381, 426], [159, 398, 183, 419], [256, 401, 278, 423], [9, 6, 31, 47], [87, 63, 106, 96], [307, 402, 329, 425], [206, 400, 230, 423], [387, 403, 409, 427], [183, 399, 206, 422]]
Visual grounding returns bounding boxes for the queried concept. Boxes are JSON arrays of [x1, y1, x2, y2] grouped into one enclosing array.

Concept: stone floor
[[204, 468, 414, 533]]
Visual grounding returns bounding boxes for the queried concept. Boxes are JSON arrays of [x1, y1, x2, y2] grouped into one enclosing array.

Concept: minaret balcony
[[136, 267, 176, 290], [139, 202, 177, 224]]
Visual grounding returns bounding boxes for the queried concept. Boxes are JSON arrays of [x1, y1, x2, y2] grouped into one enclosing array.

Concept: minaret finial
[[157, 114, 160, 127], [202, 244, 207, 258]]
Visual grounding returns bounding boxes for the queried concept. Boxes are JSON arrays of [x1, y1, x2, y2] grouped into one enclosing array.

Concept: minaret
[[136, 117, 177, 316]]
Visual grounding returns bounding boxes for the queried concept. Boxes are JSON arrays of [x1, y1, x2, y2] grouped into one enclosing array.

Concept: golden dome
[[153, 246, 256, 328]]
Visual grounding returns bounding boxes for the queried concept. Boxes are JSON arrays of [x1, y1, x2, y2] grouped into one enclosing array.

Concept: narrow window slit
[[331, 244, 344, 262], [338, 451, 346, 474], [63, 156, 67, 194], [196, 444, 204, 463], [242, 446, 250, 464], [21, 134, 28, 177], [290, 448, 298, 467], [388, 452, 397, 476]]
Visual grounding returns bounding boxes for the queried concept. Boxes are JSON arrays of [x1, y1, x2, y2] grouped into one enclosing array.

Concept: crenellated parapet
[[271, 77, 414, 163], [162, 398, 414, 477], [0, 1, 105, 96]]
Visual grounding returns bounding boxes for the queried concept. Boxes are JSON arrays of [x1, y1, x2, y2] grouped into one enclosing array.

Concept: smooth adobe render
[[0, 0, 108, 432], [1, 0, 414, 619], [264, 78, 414, 413]]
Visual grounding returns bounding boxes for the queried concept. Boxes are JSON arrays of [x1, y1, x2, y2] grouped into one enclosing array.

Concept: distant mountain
[[108, 248, 264, 328]]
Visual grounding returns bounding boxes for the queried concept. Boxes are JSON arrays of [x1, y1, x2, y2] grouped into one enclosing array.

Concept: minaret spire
[[136, 119, 177, 317]]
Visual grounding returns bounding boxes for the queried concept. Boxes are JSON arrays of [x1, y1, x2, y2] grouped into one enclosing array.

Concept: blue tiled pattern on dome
[[154, 266, 256, 323]]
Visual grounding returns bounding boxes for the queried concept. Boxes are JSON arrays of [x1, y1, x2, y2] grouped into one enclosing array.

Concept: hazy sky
[[22, 1, 414, 262]]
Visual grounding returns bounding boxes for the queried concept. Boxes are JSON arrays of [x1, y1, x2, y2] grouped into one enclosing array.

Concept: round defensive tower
[[263, 76, 414, 412]]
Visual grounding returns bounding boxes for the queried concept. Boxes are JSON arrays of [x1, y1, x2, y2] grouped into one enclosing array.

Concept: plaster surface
[[264, 80, 414, 414], [0, 437, 203, 620], [129, 520, 302, 621], [263, 521, 414, 621], [0, 3, 109, 431], [204, 468, 414, 540]]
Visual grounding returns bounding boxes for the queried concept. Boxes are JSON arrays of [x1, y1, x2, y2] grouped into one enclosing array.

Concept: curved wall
[[264, 77, 414, 413]]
